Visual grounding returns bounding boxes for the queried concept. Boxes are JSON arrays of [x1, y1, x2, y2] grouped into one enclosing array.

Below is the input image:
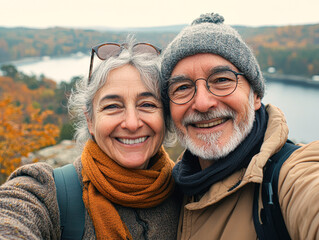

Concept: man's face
[[169, 53, 261, 161]]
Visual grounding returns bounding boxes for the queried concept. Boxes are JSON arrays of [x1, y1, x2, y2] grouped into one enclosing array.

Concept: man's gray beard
[[173, 90, 256, 161]]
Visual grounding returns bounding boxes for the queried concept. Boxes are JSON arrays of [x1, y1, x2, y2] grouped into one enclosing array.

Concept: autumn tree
[[0, 98, 60, 183]]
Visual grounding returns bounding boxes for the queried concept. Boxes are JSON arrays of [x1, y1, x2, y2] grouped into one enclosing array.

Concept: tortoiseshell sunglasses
[[88, 42, 161, 83]]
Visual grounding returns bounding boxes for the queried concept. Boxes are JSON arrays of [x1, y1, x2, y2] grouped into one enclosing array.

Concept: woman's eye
[[140, 102, 157, 108], [103, 104, 120, 110]]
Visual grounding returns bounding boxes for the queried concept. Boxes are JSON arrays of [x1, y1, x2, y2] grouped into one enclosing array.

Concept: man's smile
[[193, 118, 229, 128]]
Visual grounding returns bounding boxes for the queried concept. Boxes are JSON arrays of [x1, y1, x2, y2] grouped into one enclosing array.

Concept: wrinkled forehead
[[170, 53, 240, 78]]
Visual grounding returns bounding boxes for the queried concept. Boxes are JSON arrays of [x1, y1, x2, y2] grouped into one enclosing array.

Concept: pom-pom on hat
[[161, 12, 265, 99]]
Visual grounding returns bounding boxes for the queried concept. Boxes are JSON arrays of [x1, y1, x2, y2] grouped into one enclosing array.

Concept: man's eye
[[171, 82, 193, 93], [209, 77, 236, 88], [176, 84, 191, 91], [214, 77, 233, 83]]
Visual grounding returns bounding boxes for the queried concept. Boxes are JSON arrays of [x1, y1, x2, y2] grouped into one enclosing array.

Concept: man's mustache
[[182, 107, 236, 126]]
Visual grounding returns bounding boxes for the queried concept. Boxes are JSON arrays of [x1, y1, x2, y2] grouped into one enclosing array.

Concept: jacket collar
[[184, 104, 289, 210]]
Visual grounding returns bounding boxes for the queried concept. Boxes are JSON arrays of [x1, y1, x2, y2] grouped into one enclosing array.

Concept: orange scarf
[[81, 139, 175, 240]]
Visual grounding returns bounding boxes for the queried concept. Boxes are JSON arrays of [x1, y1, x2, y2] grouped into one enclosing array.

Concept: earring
[[91, 134, 96, 142]]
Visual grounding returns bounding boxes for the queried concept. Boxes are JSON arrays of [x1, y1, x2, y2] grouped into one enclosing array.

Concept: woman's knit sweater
[[0, 158, 181, 239]]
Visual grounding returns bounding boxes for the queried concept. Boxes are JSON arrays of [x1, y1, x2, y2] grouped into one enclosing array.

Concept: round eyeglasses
[[168, 69, 244, 105]]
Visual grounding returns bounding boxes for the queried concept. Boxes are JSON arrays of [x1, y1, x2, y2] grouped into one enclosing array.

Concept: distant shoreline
[[264, 73, 319, 88], [2, 55, 319, 89]]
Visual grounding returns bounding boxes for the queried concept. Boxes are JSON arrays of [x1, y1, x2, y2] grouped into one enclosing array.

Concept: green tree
[[1, 64, 18, 79]]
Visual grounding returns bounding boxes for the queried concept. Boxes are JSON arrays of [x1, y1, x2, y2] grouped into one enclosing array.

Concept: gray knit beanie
[[161, 12, 265, 99]]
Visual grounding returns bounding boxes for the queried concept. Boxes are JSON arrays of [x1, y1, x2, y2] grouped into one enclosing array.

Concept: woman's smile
[[116, 136, 148, 145], [88, 64, 165, 169]]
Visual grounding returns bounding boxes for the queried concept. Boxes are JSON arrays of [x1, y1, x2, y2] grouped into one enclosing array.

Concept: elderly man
[[160, 12, 319, 240]]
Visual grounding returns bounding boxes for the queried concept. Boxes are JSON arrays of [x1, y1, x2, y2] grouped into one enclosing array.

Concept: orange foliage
[[247, 24, 319, 51], [0, 97, 60, 182], [0, 76, 33, 106]]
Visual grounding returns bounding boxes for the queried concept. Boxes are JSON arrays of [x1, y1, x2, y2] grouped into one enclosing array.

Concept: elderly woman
[[0, 37, 180, 239]]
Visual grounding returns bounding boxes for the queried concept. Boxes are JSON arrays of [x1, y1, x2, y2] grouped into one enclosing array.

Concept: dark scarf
[[172, 104, 268, 196]]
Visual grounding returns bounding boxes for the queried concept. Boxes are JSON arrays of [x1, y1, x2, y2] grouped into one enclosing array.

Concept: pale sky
[[1, 0, 319, 29]]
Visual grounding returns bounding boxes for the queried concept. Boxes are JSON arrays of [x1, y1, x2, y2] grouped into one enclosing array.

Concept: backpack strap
[[53, 164, 85, 240], [253, 141, 300, 240]]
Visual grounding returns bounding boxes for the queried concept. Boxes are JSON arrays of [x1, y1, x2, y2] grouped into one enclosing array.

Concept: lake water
[[10, 53, 91, 83], [7, 55, 319, 144]]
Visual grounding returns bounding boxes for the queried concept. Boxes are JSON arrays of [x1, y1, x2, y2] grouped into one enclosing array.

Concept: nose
[[191, 80, 218, 112], [121, 108, 143, 132]]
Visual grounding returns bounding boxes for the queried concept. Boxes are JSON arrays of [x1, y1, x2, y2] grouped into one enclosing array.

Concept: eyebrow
[[169, 65, 236, 83], [168, 75, 189, 84], [99, 94, 120, 102], [98, 91, 158, 103], [209, 65, 234, 75], [139, 91, 158, 99]]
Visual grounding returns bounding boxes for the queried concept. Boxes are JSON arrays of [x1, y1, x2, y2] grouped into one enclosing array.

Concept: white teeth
[[118, 137, 147, 145], [195, 119, 226, 128]]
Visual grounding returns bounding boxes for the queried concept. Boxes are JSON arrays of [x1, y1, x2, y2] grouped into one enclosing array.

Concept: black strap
[[53, 164, 85, 240], [253, 141, 300, 240]]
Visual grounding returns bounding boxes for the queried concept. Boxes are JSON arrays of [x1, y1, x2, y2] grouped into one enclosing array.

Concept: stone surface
[[21, 140, 81, 168]]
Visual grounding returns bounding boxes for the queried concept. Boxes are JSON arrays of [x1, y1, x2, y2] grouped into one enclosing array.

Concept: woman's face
[[87, 64, 165, 169]]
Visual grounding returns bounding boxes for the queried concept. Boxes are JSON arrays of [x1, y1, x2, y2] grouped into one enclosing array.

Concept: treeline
[[0, 27, 176, 62], [0, 64, 185, 181], [0, 64, 76, 140], [237, 24, 319, 76], [0, 65, 72, 182], [0, 24, 319, 76], [0, 23, 319, 76]]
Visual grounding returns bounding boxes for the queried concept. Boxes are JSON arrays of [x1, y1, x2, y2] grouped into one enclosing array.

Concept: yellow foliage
[[0, 97, 60, 182]]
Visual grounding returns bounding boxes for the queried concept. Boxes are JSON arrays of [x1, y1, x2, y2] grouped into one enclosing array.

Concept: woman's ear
[[85, 110, 94, 135]]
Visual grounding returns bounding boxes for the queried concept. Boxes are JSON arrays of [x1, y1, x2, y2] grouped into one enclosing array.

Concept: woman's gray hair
[[68, 36, 176, 149]]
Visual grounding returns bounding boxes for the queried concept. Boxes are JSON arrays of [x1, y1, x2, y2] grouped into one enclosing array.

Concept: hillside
[[0, 23, 319, 76], [0, 26, 176, 62], [0, 67, 76, 182], [1, 23, 318, 181]]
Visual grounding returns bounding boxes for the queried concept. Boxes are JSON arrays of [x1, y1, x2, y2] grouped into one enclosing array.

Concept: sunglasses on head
[[88, 42, 161, 83]]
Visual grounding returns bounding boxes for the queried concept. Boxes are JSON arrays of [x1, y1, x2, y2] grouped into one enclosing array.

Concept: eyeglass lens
[[133, 43, 160, 55], [96, 43, 159, 60], [89, 42, 160, 84], [96, 44, 121, 60], [168, 70, 239, 104]]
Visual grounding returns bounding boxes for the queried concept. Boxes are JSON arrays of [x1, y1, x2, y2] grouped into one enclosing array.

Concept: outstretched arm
[[0, 162, 61, 240], [279, 141, 319, 240]]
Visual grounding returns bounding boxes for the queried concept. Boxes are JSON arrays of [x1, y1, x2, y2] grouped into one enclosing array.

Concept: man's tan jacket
[[177, 104, 319, 240]]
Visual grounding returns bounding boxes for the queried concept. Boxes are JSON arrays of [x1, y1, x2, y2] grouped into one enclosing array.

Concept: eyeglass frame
[[88, 42, 161, 84], [167, 69, 245, 105]]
